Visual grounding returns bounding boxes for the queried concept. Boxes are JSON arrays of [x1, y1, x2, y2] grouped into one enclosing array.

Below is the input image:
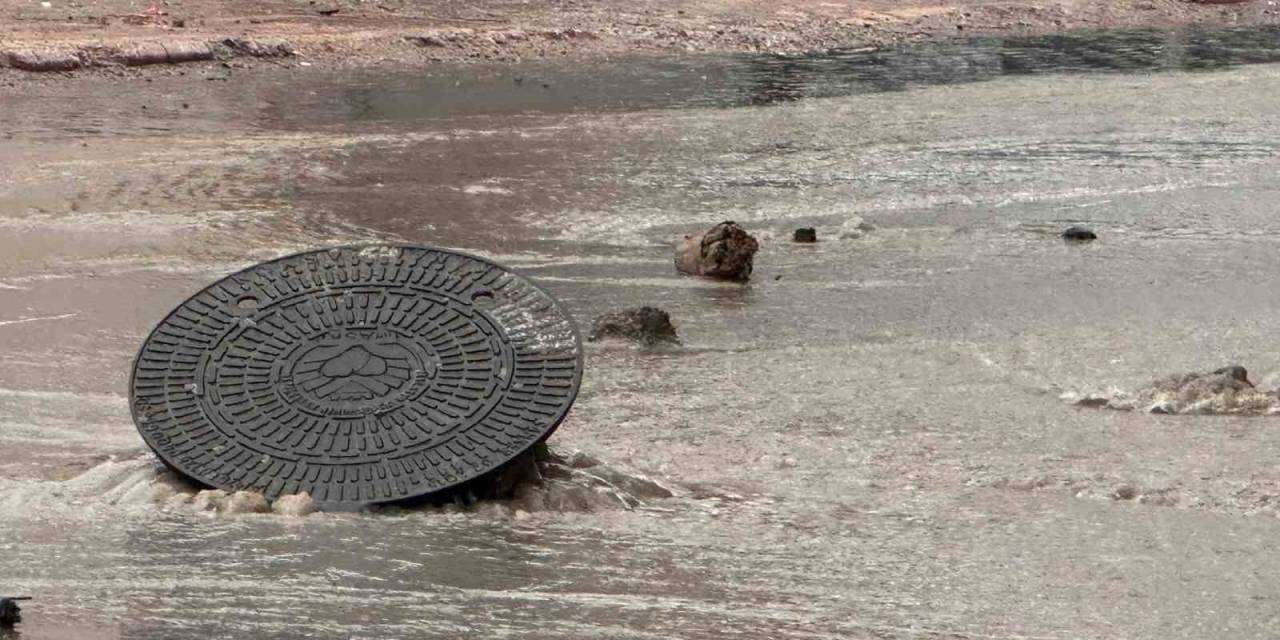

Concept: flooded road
[[4, 27, 1280, 639]]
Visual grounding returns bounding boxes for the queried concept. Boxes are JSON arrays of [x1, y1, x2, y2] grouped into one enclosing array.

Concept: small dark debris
[[317, 7, 341, 16], [1062, 226, 1097, 242], [793, 227, 817, 243]]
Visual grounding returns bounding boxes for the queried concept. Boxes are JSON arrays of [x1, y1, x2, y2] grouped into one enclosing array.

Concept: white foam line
[[0, 312, 77, 327]]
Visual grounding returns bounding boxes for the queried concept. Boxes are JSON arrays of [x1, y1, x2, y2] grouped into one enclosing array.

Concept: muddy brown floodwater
[[4, 26, 1280, 640]]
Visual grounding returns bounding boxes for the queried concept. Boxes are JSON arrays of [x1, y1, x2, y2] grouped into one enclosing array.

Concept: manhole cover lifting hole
[[130, 245, 583, 508]]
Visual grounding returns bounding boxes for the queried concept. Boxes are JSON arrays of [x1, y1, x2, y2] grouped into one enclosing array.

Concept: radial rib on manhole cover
[[130, 245, 583, 508]]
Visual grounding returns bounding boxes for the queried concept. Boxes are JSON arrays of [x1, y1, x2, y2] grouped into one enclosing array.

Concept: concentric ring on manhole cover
[[130, 245, 583, 508]]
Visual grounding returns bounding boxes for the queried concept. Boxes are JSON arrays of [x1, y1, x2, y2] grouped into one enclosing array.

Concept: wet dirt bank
[[1, 0, 1278, 82]]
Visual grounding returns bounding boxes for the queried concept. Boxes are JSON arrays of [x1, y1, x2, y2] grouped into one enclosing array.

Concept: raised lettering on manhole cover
[[130, 245, 582, 507]]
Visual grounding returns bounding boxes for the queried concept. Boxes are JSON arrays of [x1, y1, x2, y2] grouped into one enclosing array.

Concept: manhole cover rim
[[129, 243, 584, 506]]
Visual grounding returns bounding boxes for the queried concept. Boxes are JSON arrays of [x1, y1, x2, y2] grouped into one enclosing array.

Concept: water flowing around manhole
[[130, 245, 583, 508]]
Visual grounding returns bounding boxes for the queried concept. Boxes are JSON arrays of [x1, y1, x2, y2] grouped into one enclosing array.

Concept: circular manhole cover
[[130, 245, 583, 508]]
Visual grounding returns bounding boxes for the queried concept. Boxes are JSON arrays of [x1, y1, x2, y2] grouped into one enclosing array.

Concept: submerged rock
[[674, 221, 759, 281], [1140, 366, 1266, 414], [588, 306, 679, 346], [793, 227, 817, 243], [1062, 226, 1097, 242], [1068, 364, 1278, 415]]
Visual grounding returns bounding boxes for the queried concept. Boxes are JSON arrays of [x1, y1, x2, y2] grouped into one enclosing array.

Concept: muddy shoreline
[[1, 0, 1276, 83]]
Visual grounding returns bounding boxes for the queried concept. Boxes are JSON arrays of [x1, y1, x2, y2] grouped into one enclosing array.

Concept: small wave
[[0, 446, 678, 520], [0, 454, 178, 517]]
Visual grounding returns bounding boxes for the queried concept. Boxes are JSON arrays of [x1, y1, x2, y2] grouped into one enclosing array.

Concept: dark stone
[[130, 245, 583, 509], [674, 221, 760, 281], [793, 227, 817, 243], [0, 598, 27, 627], [588, 306, 679, 346], [1062, 226, 1097, 241]]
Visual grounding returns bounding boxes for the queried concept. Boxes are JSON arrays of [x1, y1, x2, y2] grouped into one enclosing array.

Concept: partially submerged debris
[[674, 221, 759, 281], [793, 227, 817, 243], [588, 306, 679, 346], [1067, 365, 1279, 415]]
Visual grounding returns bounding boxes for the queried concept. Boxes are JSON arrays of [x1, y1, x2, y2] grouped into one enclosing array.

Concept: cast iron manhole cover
[[130, 245, 582, 508]]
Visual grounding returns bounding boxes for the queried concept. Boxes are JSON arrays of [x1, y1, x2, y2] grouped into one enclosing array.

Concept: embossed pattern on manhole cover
[[130, 245, 583, 508]]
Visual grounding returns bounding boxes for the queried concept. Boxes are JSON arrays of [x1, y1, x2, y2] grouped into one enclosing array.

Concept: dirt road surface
[[2, 0, 1277, 80]]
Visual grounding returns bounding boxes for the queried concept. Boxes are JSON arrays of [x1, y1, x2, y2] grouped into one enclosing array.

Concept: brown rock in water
[[674, 221, 759, 281], [1141, 364, 1269, 415], [588, 306, 679, 346]]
